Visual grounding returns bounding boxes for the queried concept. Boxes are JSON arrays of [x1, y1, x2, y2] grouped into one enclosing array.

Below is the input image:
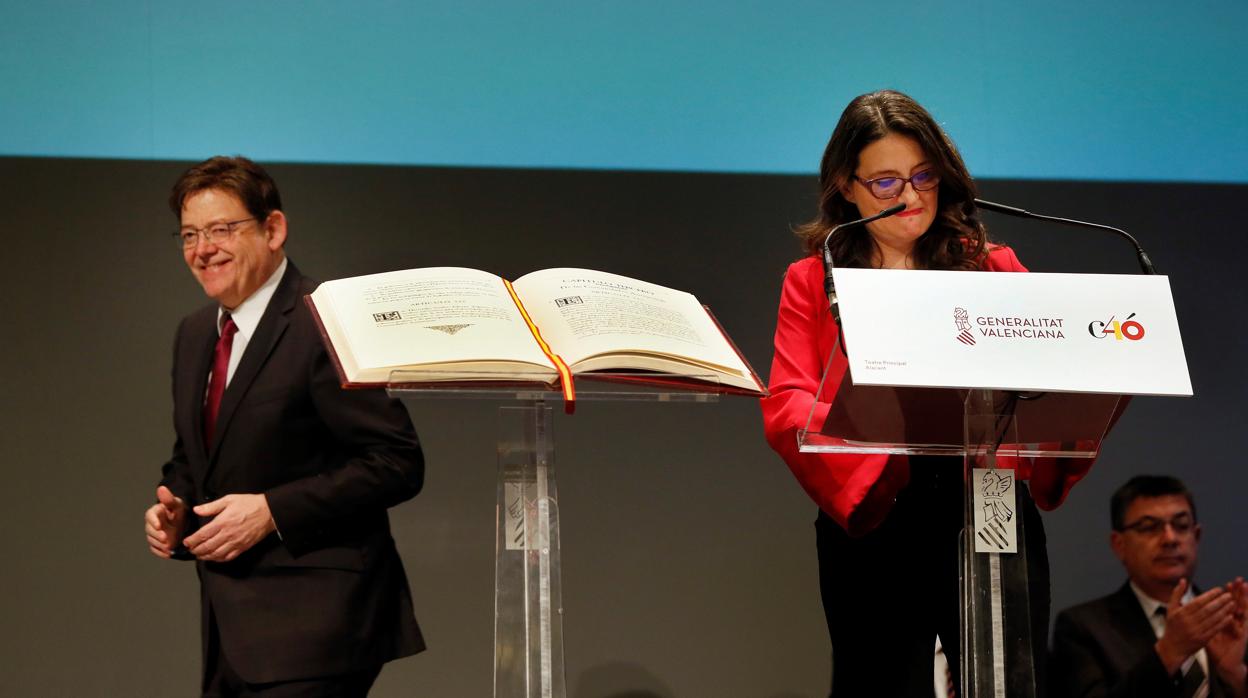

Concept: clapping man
[[1051, 475, 1246, 697]]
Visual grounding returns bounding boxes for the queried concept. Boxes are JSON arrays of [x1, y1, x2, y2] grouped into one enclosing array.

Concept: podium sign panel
[[832, 268, 1192, 396]]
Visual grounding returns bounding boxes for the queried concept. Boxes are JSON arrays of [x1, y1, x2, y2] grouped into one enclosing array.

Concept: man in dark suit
[[1051, 475, 1246, 698], [144, 156, 425, 696]]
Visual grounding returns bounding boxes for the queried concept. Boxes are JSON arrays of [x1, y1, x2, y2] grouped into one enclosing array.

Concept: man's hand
[[145, 485, 188, 558], [1207, 577, 1248, 698], [1155, 578, 1237, 674], [184, 494, 277, 563]]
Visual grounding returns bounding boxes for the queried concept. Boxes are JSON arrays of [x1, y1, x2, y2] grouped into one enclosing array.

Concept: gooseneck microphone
[[822, 203, 906, 323], [974, 198, 1157, 275]]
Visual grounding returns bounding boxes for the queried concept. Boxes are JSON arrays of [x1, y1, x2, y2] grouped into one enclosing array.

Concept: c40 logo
[[1088, 313, 1145, 341]]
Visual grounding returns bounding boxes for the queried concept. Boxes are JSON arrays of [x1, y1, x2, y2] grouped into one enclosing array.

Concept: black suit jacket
[[160, 261, 425, 683], [1051, 582, 1241, 698]]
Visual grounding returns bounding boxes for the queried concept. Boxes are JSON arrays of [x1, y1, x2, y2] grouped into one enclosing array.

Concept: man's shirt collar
[[217, 257, 287, 336]]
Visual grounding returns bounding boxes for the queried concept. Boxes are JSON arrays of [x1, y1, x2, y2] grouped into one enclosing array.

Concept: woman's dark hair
[[796, 90, 988, 269], [169, 155, 283, 222]]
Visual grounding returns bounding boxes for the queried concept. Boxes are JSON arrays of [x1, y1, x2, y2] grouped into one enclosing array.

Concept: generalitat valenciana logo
[[955, 307, 1068, 345], [954, 307, 975, 345]]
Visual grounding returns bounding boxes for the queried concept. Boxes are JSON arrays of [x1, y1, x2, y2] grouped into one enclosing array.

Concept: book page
[[511, 268, 750, 377], [315, 267, 554, 380]]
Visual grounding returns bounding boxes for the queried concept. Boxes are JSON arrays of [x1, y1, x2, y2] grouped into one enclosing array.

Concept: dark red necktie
[[203, 314, 238, 443]]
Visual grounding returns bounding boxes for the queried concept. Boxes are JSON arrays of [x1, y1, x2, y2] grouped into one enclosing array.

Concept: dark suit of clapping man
[[1051, 475, 1247, 698], [144, 156, 425, 697]]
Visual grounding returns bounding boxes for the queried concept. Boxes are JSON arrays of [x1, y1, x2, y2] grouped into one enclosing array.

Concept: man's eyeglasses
[[1118, 513, 1195, 537], [174, 218, 256, 249], [853, 169, 940, 200]]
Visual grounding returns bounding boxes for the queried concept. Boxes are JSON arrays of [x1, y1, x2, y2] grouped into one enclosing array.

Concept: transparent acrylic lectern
[[797, 349, 1122, 698], [388, 370, 725, 698]]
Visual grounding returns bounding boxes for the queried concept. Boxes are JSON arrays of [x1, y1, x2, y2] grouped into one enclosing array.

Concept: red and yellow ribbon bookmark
[[502, 279, 576, 414]]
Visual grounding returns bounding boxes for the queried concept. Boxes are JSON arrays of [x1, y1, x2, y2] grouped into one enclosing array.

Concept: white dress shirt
[[215, 257, 287, 386]]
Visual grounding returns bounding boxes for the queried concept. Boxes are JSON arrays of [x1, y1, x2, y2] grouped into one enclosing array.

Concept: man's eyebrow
[[179, 218, 233, 229]]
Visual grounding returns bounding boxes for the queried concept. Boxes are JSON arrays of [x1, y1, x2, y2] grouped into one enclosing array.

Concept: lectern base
[[494, 403, 565, 698]]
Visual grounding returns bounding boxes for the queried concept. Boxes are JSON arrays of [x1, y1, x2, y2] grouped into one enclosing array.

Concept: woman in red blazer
[[760, 90, 1088, 696]]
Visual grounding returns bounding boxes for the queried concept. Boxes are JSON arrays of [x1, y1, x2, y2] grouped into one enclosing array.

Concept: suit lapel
[[1107, 583, 1161, 651], [206, 263, 300, 464]]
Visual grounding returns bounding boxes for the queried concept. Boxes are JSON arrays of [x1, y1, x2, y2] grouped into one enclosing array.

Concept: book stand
[[389, 370, 724, 698], [797, 344, 1122, 698]]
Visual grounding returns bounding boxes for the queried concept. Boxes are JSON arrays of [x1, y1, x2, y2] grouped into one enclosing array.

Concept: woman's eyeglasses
[[854, 169, 940, 199]]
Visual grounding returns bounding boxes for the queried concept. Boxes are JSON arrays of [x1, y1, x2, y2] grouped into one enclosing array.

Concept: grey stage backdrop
[[0, 157, 1243, 697]]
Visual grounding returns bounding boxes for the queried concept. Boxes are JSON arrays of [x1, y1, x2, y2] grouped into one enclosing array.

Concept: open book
[[306, 266, 765, 397]]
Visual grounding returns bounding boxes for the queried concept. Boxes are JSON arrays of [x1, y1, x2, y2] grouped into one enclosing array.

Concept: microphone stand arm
[[974, 199, 1157, 275]]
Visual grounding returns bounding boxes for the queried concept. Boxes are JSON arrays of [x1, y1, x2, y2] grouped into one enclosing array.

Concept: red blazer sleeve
[[759, 257, 908, 535]]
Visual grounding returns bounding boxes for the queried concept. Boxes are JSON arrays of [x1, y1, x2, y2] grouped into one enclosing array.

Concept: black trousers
[[815, 457, 1050, 697]]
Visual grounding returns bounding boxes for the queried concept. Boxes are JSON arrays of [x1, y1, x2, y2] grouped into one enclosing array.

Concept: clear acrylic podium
[[798, 359, 1122, 698], [389, 370, 726, 698]]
